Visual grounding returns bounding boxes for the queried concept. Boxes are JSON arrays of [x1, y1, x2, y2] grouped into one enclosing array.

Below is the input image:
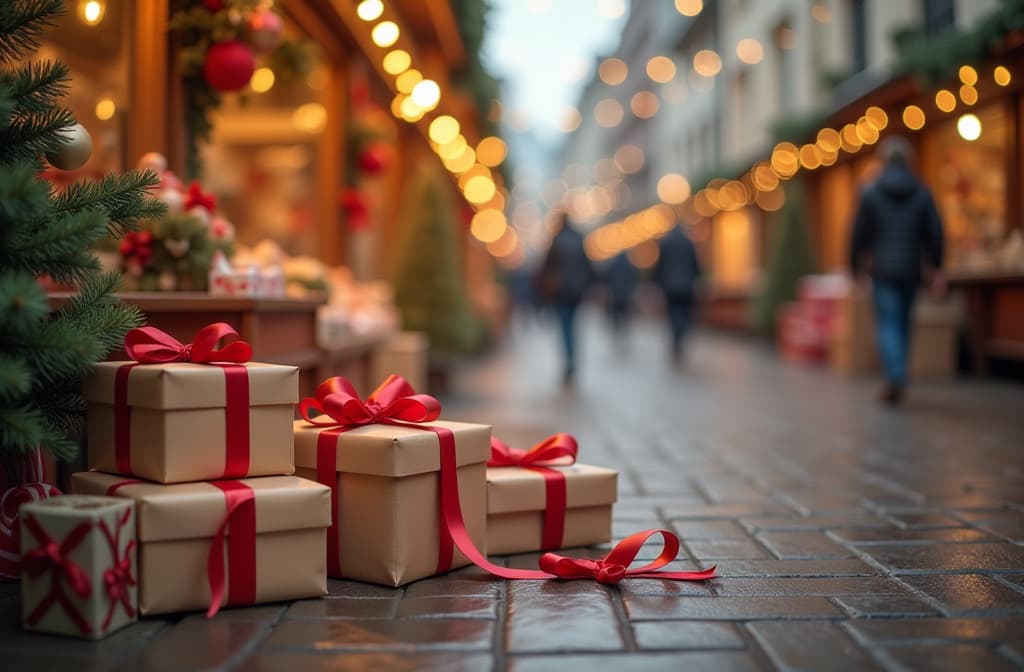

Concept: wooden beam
[[127, 0, 169, 167]]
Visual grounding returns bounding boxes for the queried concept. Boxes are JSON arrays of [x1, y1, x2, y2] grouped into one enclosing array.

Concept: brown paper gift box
[[293, 419, 490, 587], [71, 472, 330, 615], [83, 361, 298, 483], [20, 495, 137, 639], [486, 463, 618, 555]]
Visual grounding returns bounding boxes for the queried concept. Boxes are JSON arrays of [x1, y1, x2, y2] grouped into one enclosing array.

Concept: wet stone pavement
[[3, 310, 1024, 671]]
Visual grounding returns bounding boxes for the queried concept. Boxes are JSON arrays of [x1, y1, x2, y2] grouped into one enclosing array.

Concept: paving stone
[[748, 621, 883, 671], [114, 618, 268, 672], [829, 528, 994, 544], [285, 597, 398, 620], [711, 559, 878, 577], [623, 595, 845, 620], [396, 596, 498, 619], [858, 543, 1024, 574], [756, 531, 854, 559], [326, 579, 403, 598], [508, 652, 761, 672], [846, 617, 1024, 645], [403, 575, 502, 598], [671, 519, 751, 539], [0, 620, 168, 671], [740, 514, 890, 532], [260, 619, 493, 651], [711, 577, 909, 597], [885, 512, 964, 529], [685, 538, 773, 560], [834, 594, 941, 618], [874, 644, 1020, 672], [632, 622, 746, 650], [664, 503, 793, 519], [898, 574, 1024, 614], [236, 652, 495, 672], [506, 591, 624, 652]]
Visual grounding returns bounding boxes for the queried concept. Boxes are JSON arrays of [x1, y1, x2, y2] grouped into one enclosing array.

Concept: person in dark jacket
[[535, 211, 595, 383], [850, 136, 944, 404], [604, 251, 636, 339], [652, 225, 702, 361]]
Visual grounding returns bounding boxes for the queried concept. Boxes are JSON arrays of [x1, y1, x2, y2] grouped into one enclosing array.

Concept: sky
[[482, 0, 630, 144]]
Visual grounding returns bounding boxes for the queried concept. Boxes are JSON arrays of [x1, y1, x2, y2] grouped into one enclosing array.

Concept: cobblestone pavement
[[3, 310, 1024, 671]]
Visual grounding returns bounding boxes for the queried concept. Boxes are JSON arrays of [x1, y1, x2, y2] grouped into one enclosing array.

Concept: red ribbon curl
[[22, 514, 94, 635], [124, 322, 252, 364]]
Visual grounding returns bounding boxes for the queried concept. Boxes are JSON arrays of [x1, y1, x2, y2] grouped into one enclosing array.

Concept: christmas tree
[[390, 164, 483, 356], [0, 0, 164, 464]]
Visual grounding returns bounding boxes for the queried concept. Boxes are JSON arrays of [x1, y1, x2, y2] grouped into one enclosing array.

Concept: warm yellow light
[[399, 96, 422, 120], [614, 145, 645, 174], [646, 56, 676, 83], [487, 228, 519, 257], [464, 175, 497, 204], [437, 135, 467, 160], [855, 117, 879, 144], [457, 164, 490, 189], [598, 58, 628, 85], [736, 38, 764, 65], [693, 49, 722, 77], [382, 50, 411, 75], [250, 67, 275, 93], [558, 106, 582, 133], [902, 105, 925, 131], [957, 113, 982, 141], [811, 2, 832, 23], [755, 187, 786, 212], [410, 79, 441, 109], [470, 210, 507, 243], [770, 141, 800, 177], [959, 84, 978, 106], [356, 0, 384, 21], [816, 128, 840, 153], [628, 240, 660, 269], [958, 65, 978, 86], [396, 69, 422, 94], [292, 103, 328, 133], [93, 97, 115, 121], [840, 123, 862, 152], [443, 147, 476, 174], [79, 0, 104, 26], [674, 0, 702, 17], [371, 21, 400, 48], [476, 136, 508, 167], [594, 98, 624, 127], [429, 116, 460, 145], [630, 91, 660, 119], [752, 163, 779, 191], [935, 89, 956, 113], [994, 65, 1012, 86], [656, 173, 691, 204], [864, 106, 888, 130], [799, 144, 820, 170]]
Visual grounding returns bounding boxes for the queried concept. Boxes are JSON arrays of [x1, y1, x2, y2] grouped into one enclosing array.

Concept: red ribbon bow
[[22, 514, 94, 635], [539, 529, 717, 584], [98, 508, 137, 630], [300, 374, 440, 426], [124, 322, 252, 364], [185, 180, 217, 213]]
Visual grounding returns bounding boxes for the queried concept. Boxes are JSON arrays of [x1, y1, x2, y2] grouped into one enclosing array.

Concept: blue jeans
[[553, 301, 579, 371], [872, 280, 917, 385]]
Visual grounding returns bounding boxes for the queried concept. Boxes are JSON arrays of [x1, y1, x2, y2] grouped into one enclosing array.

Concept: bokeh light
[[736, 38, 764, 65], [646, 56, 676, 83]]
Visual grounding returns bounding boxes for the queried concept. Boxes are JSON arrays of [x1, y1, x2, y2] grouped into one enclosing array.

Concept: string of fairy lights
[[354, 0, 518, 261]]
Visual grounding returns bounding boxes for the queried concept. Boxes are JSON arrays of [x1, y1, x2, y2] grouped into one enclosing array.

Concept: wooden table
[[948, 270, 1024, 374]]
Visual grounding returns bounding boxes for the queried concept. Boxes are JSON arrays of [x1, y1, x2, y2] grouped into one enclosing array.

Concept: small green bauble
[[46, 122, 93, 170]]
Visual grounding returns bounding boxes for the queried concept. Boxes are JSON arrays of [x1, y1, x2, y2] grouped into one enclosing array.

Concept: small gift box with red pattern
[[486, 435, 617, 555], [71, 473, 330, 616], [20, 495, 137, 639], [292, 375, 490, 587], [83, 323, 298, 484]]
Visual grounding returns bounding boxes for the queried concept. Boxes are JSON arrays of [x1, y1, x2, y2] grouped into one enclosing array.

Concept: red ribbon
[[115, 323, 252, 479], [97, 507, 136, 631], [206, 481, 257, 618], [21, 514, 94, 635], [488, 434, 578, 550], [301, 375, 715, 584]]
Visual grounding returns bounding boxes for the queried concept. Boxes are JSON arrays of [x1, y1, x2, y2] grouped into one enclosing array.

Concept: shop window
[[38, 0, 132, 179], [923, 104, 1008, 269], [922, 0, 955, 35]]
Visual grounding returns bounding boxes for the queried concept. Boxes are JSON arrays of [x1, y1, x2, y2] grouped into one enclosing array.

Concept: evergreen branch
[[22, 315, 104, 389], [54, 170, 166, 233], [55, 272, 142, 355], [0, 271, 49, 335], [0, 161, 53, 239], [0, 105, 75, 166], [0, 0, 64, 63], [0, 356, 32, 403], [0, 404, 48, 455], [5, 209, 108, 266], [0, 59, 69, 116]]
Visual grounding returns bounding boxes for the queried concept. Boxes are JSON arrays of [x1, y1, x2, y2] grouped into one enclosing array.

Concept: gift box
[[294, 418, 491, 587], [72, 472, 329, 615], [487, 463, 618, 555], [83, 360, 298, 484], [20, 495, 137, 639]]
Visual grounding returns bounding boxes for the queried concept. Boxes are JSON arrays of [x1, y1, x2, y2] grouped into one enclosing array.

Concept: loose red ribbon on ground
[[301, 375, 716, 585], [488, 434, 578, 550], [115, 323, 252, 479], [98, 507, 137, 631], [206, 481, 257, 618], [21, 513, 94, 634]]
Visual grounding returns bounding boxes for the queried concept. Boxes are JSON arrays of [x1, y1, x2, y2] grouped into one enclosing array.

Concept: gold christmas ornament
[[46, 122, 93, 170]]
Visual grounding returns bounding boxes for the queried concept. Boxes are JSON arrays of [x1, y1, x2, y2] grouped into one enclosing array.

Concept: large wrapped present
[[486, 435, 617, 555], [20, 495, 137, 639], [83, 323, 298, 484], [293, 376, 490, 587], [72, 472, 329, 616]]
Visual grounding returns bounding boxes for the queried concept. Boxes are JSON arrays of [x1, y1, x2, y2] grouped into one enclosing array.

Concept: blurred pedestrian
[[604, 251, 636, 341], [850, 136, 945, 405], [535, 211, 595, 384], [652, 225, 701, 362]]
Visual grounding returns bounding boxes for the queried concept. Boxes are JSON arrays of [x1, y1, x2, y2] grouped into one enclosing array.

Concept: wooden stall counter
[[948, 270, 1024, 375]]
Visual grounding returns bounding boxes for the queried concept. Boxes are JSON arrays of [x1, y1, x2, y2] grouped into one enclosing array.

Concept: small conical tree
[[0, 0, 164, 465], [390, 164, 482, 356], [751, 179, 817, 335]]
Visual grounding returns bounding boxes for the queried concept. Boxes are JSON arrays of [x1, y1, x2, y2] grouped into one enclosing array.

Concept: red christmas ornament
[[185, 180, 217, 213], [119, 231, 155, 266], [339, 187, 371, 230], [202, 41, 256, 93], [202, 0, 225, 11], [247, 10, 283, 53], [357, 143, 391, 175]]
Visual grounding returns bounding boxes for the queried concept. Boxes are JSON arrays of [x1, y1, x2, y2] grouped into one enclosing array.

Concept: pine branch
[[0, 162, 53, 243], [22, 316, 104, 389], [55, 272, 143, 355], [54, 170, 166, 233], [0, 59, 69, 116], [0, 105, 75, 166], [0, 356, 32, 403], [0, 404, 47, 454], [0, 0, 64, 63], [0, 271, 49, 336], [4, 209, 109, 276]]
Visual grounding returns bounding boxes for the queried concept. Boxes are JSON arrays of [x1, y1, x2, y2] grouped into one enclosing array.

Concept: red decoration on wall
[[202, 0, 226, 11], [202, 41, 256, 93], [185, 180, 217, 213], [339, 188, 370, 231], [357, 143, 391, 176]]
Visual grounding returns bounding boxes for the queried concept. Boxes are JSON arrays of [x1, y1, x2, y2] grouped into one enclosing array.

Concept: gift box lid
[[71, 472, 330, 543], [21, 494, 131, 517], [293, 419, 491, 478], [486, 463, 618, 514], [83, 361, 298, 409]]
